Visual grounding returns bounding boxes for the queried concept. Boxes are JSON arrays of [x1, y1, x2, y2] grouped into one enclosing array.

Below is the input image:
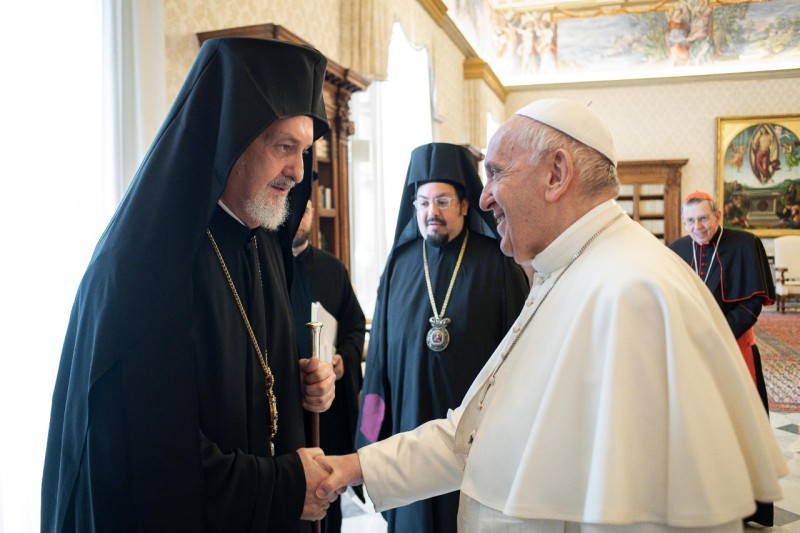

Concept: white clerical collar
[[532, 199, 622, 275], [218, 200, 247, 227]]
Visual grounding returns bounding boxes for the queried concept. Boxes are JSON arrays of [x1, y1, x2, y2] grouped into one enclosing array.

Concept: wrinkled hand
[[314, 453, 363, 502], [297, 448, 334, 521], [298, 357, 335, 412], [332, 354, 344, 381]]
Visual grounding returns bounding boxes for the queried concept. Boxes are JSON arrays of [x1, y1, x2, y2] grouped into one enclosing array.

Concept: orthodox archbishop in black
[[42, 38, 329, 532], [357, 143, 529, 533]]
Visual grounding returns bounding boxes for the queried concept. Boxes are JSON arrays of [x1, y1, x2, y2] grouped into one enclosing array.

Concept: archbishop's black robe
[[357, 228, 529, 533], [669, 226, 776, 527], [291, 244, 366, 533], [42, 37, 329, 532], [195, 207, 309, 530]]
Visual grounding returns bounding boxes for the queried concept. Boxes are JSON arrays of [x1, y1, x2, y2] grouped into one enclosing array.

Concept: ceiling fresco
[[444, 0, 800, 86]]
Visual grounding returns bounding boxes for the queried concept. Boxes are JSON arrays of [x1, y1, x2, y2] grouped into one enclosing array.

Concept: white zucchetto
[[515, 98, 617, 166]]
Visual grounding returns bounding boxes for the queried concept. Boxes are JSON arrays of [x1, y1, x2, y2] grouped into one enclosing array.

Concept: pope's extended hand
[[299, 356, 335, 412], [314, 453, 363, 502], [297, 448, 334, 520]]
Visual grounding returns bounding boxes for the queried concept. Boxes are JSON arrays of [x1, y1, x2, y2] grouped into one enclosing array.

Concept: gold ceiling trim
[[492, 0, 762, 19], [554, 0, 669, 18], [415, 0, 506, 101], [506, 67, 800, 91], [418, 0, 448, 26], [490, 0, 663, 15], [464, 57, 508, 101]]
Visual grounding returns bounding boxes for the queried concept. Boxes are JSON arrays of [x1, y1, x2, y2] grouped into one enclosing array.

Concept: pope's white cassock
[[357, 199, 787, 532]]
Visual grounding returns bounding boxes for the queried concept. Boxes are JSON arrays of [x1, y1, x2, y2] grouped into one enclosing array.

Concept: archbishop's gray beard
[[245, 180, 292, 230]]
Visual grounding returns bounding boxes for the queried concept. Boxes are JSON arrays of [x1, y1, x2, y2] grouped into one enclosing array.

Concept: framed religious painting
[[717, 114, 800, 237]]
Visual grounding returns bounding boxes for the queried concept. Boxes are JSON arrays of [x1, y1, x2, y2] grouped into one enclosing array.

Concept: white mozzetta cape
[[359, 200, 786, 528]]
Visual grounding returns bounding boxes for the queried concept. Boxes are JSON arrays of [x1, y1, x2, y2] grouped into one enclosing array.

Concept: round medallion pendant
[[426, 317, 451, 352]]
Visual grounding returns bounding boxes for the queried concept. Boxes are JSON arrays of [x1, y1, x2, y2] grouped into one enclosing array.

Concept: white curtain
[[106, 0, 166, 194], [0, 2, 162, 531], [350, 22, 433, 317]]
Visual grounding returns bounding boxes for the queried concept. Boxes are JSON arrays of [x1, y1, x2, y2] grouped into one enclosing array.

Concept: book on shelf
[[318, 186, 334, 209]]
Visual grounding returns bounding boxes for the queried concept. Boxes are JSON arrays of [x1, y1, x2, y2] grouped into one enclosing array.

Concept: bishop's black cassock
[[356, 143, 530, 533], [291, 243, 366, 533]]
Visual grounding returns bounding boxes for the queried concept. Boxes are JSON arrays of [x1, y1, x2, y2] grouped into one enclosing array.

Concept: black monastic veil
[[42, 38, 328, 532]]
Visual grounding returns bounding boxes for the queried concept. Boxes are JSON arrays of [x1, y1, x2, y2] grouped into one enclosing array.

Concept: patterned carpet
[[756, 308, 800, 413]]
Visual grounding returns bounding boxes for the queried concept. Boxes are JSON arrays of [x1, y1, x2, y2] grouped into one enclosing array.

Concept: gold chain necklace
[[206, 229, 278, 456], [423, 229, 469, 352]]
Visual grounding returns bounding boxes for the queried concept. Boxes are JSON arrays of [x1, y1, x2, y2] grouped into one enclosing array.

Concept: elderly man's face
[[683, 200, 721, 245], [222, 115, 313, 229], [414, 181, 468, 245], [480, 117, 546, 263]]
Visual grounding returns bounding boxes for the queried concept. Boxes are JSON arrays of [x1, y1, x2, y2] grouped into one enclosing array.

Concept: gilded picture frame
[[717, 114, 800, 237]]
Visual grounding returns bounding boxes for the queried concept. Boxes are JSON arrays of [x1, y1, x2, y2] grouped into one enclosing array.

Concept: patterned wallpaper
[[163, 0, 342, 103], [432, 36, 471, 142], [162, 0, 472, 142]]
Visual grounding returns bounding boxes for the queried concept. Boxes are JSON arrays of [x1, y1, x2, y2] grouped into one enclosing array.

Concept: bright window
[[0, 4, 111, 531], [350, 22, 433, 316]]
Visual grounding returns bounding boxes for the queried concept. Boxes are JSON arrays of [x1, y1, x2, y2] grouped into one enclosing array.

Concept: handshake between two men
[[297, 450, 363, 521], [296, 355, 363, 521]]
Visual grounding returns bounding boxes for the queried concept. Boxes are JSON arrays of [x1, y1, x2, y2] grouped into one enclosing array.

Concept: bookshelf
[[617, 159, 687, 244]]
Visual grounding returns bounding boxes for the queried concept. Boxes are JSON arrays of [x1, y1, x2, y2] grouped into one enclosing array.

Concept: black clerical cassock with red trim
[[669, 226, 776, 527]]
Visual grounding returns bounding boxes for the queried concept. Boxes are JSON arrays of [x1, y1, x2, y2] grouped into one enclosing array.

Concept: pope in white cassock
[[317, 98, 787, 533]]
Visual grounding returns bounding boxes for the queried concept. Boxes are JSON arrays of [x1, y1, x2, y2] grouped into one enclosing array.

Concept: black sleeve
[[333, 263, 367, 379], [725, 296, 763, 340], [200, 431, 306, 532]]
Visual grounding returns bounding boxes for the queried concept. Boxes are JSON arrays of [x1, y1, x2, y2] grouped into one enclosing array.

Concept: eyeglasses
[[683, 215, 711, 225], [413, 196, 456, 210]]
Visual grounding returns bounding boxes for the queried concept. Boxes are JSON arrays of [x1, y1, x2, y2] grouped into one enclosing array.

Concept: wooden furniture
[[617, 159, 687, 244], [197, 24, 370, 271], [773, 235, 800, 313]]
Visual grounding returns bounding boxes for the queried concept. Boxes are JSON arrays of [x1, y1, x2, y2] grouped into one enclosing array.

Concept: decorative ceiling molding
[[464, 57, 508, 101], [442, 16, 479, 59], [487, 0, 762, 13], [488, 0, 668, 15], [551, 0, 669, 19], [418, 0, 448, 26], [416, 0, 507, 101], [505, 66, 800, 91]]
